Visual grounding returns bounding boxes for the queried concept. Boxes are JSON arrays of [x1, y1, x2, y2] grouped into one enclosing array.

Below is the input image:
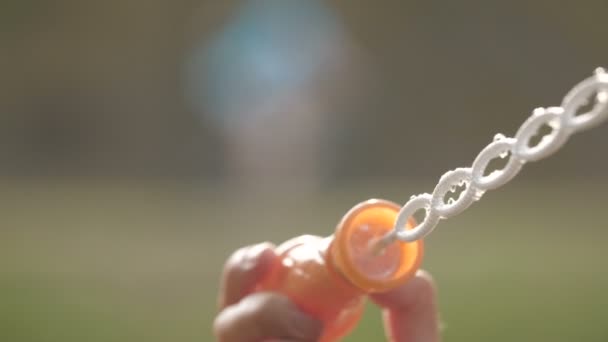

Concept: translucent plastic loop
[[394, 194, 440, 242], [387, 68, 608, 244], [431, 168, 475, 218], [513, 107, 569, 162], [562, 69, 608, 133], [471, 137, 524, 190]]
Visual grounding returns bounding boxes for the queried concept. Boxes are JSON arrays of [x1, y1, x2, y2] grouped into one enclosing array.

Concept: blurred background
[[1, 0, 607, 341]]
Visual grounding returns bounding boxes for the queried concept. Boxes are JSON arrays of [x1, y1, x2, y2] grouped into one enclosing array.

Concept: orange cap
[[331, 199, 424, 293]]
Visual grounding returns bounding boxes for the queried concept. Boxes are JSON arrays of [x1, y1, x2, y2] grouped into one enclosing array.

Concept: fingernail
[[246, 242, 273, 260], [289, 310, 323, 339]]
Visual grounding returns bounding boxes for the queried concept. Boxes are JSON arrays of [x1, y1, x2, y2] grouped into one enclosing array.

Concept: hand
[[213, 242, 441, 342]]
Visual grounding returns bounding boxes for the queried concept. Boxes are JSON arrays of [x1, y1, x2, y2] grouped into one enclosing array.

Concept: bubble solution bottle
[[256, 199, 424, 341]]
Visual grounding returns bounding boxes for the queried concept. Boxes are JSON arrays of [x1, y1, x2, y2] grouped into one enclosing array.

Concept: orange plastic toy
[[256, 199, 424, 341]]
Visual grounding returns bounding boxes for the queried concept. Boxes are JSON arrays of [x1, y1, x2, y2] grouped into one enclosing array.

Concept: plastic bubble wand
[[255, 68, 608, 341]]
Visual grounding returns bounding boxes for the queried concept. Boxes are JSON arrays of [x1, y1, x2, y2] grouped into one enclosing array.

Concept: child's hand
[[213, 243, 441, 342]]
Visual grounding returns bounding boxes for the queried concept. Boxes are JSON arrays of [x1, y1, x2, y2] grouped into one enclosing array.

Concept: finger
[[370, 270, 440, 342], [214, 292, 323, 342], [219, 242, 277, 309]]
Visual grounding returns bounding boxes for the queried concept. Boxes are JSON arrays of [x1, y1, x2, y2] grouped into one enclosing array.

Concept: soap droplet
[[533, 107, 545, 116], [473, 189, 485, 201], [494, 133, 506, 142], [447, 198, 455, 205]]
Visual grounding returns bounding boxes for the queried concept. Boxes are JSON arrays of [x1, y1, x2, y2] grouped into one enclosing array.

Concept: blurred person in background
[[186, 0, 368, 193]]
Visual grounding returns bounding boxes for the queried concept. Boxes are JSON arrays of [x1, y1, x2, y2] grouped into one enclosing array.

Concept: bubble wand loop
[[254, 68, 608, 342], [375, 67, 608, 249]]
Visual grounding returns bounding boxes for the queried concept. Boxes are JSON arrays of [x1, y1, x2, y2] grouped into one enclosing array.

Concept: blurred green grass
[[1, 180, 607, 341]]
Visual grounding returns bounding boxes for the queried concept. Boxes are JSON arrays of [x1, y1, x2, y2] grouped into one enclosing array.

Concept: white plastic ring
[[431, 168, 475, 218], [513, 107, 569, 162], [471, 138, 524, 190], [562, 72, 608, 132], [394, 194, 441, 242]]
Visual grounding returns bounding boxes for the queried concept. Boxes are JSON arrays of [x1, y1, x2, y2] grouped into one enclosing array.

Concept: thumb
[[370, 270, 441, 342]]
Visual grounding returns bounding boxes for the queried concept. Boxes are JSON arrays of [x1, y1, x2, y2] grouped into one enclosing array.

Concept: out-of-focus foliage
[[2, 181, 608, 341]]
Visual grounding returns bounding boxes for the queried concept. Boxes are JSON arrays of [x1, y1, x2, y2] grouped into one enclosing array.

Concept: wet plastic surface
[[257, 199, 424, 341]]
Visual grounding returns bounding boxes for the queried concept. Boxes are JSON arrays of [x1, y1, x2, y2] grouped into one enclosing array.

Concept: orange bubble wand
[[255, 69, 608, 341]]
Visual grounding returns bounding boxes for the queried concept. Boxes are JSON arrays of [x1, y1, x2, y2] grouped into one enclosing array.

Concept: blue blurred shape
[[186, 0, 345, 125]]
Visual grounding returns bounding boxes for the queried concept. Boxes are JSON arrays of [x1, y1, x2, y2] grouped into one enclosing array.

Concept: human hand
[[213, 242, 441, 342]]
